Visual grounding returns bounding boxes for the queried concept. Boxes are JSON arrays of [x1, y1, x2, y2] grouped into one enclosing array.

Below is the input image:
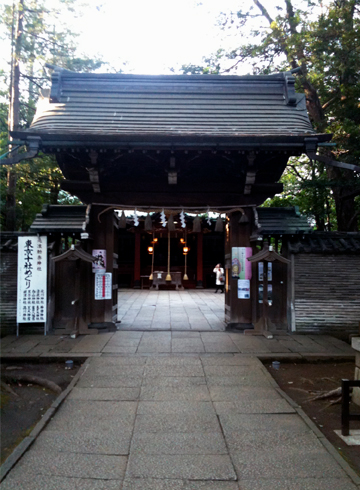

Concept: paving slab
[[122, 479, 184, 490], [126, 454, 237, 480], [102, 344, 139, 354], [206, 376, 272, 387], [137, 343, 171, 353], [203, 343, 239, 353], [203, 365, 263, 377], [200, 355, 259, 366], [2, 340, 40, 353], [213, 399, 295, 414], [0, 475, 122, 490], [231, 447, 346, 479], [123, 480, 239, 490], [143, 376, 206, 387], [69, 333, 113, 353], [49, 338, 83, 353], [219, 413, 311, 434], [209, 386, 284, 402], [224, 431, 322, 453], [137, 401, 216, 416], [68, 387, 140, 401], [91, 356, 147, 366], [84, 365, 145, 377], [171, 332, 201, 338], [172, 341, 205, 353], [140, 385, 210, 401], [134, 413, 220, 433], [237, 479, 358, 490], [8, 450, 127, 480], [34, 428, 133, 455], [77, 375, 143, 388], [130, 432, 227, 455], [144, 365, 204, 377]]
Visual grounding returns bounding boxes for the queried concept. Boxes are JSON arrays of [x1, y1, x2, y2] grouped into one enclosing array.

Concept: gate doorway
[[116, 289, 225, 331]]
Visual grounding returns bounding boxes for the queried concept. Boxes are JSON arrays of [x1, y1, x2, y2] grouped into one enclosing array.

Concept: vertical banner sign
[[95, 273, 112, 300], [231, 247, 252, 279], [17, 236, 47, 323]]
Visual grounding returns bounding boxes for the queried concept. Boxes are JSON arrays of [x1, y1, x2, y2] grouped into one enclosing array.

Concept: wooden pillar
[[225, 209, 253, 329], [134, 231, 141, 289], [196, 232, 204, 288], [88, 205, 116, 331]]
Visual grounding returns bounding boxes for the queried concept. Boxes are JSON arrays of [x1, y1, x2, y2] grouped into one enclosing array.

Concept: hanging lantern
[[119, 210, 126, 228], [144, 213, 153, 231], [180, 238, 185, 244], [215, 214, 224, 232], [167, 214, 176, 231], [147, 246, 154, 254], [183, 246, 189, 255], [153, 237, 158, 243], [193, 215, 201, 233], [166, 231, 172, 281]]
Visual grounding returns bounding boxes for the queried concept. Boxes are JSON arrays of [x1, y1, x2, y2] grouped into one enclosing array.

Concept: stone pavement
[[1, 351, 359, 489], [0, 330, 355, 358], [116, 290, 226, 330], [0, 290, 358, 488]]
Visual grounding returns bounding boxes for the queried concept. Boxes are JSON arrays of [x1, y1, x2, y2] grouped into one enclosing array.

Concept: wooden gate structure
[[7, 69, 338, 333]]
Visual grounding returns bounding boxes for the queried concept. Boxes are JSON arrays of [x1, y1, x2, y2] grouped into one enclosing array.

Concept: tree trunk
[[6, 0, 24, 231]]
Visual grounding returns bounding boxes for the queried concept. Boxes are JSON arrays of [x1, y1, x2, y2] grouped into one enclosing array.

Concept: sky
[[69, 0, 253, 75], [0, 0, 330, 82]]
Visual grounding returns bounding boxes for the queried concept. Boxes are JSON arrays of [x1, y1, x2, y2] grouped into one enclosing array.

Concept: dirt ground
[[0, 360, 81, 465], [265, 360, 360, 476]]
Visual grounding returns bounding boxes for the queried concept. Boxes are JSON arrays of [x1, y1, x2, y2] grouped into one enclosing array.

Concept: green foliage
[[195, 0, 360, 230], [1, 0, 97, 231]]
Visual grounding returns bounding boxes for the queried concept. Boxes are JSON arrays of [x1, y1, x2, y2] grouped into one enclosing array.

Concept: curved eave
[[11, 130, 332, 151]]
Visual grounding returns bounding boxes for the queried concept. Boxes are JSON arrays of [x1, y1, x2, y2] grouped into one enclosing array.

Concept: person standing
[[213, 263, 225, 293]]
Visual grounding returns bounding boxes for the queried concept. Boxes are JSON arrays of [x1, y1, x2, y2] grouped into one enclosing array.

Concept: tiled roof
[[29, 204, 88, 233], [25, 71, 317, 141], [288, 232, 360, 254], [257, 207, 311, 235]]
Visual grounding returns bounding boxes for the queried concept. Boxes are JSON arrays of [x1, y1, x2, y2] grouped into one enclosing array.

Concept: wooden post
[[134, 231, 141, 288], [196, 233, 204, 288]]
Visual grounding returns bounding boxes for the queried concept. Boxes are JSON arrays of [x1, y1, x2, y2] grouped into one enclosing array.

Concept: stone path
[[1, 353, 358, 489], [1, 331, 355, 358], [117, 290, 226, 330]]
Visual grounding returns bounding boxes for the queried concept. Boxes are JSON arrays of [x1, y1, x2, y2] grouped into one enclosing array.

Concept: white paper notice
[[95, 273, 112, 300], [237, 279, 250, 299], [17, 236, 47, 323]]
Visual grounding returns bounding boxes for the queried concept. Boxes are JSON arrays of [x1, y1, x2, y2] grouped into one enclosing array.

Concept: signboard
[[258, 262, 272, 281], [258, 284, 273, 305], [95, 273, 112, 300], [238, 279, 250, 299], [231, 247, 252, 279], [92, 249, 106, 272], [17, 236, 47, 323]]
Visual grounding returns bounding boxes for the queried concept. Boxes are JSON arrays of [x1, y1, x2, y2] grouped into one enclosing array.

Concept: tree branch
[[253, 0, 273, 24]]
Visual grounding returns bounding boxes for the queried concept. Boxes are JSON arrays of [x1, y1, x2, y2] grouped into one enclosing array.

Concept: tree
[[1, 0, 104, 231], [186, 0, 360, 231]]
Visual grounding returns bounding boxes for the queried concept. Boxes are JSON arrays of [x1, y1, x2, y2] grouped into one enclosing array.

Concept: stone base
[[88, 322, 117, 333]]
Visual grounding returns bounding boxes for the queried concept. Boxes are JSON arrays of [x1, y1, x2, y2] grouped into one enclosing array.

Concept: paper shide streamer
[[180, 210, 186, 228], [161, 208, 167, 227], [134, 208, 139, 227]]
